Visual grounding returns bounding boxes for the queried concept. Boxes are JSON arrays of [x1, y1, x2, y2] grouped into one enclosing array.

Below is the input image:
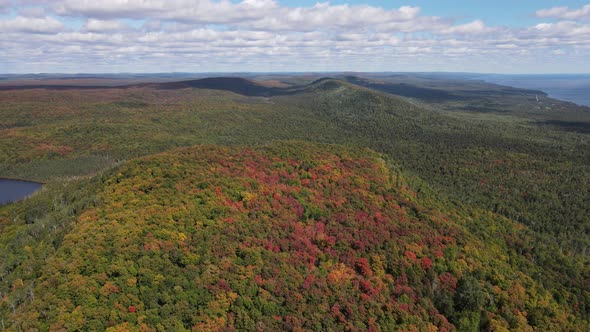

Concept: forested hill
[[1, 142, 585, 330], [0, 74, 589, 330]]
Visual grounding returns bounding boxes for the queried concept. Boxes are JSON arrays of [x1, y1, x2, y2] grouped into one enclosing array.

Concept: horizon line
[[2, 71, 590, 76]]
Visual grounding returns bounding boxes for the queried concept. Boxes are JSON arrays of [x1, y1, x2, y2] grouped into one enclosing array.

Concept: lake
[[0, 178, 43, 205], [480, 74, 590, 107]]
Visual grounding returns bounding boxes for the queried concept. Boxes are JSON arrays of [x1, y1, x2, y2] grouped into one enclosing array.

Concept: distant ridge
[[0, 76, 352, 97], [0, 84, 109, 91], [138, 77, 280, 96], [0, 77, 281, 96], [343, 76, 458, 101], [0, 76, 547, 104], [341, 76, 545, 102]]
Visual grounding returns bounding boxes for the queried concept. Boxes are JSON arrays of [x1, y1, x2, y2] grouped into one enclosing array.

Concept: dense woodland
[[0, 75, 588, 330]]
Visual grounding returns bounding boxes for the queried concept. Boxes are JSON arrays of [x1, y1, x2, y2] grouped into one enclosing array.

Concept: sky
[[0, 1, 589, 74]]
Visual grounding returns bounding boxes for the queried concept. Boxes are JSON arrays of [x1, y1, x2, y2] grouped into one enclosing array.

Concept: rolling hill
[[2, 142, 585, 331], [0, 75, 589, 330]]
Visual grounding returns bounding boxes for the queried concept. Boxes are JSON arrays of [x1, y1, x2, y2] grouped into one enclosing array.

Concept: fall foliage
[[1, 143, 586, 330]]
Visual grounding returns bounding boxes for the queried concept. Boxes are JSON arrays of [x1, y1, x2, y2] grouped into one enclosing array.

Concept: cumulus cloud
[[535, 21, 585, 33], [0, 1, 589, 73], [84, 19, 130, 32], [536, 4, 590, 20], [50, 0, 433, 32], [438, 20, 497, 35], [0, 15, 64, 34], [53, 0, 171, 18], [53, 0, 280, 24]]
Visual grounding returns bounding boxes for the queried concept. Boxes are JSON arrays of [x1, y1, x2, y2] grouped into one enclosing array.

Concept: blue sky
[[1, 1, 589, 73]]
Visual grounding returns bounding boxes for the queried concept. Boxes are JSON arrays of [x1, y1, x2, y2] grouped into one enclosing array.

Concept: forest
[[0, 74, 588, 331]]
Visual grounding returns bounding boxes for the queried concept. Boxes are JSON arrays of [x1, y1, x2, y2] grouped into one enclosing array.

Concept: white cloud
[[84, 19, 130, 32], [439, 20, 496, 35], [536, 5, 590, 20], [50, 0, 431, 32], [53, 0, 279, 24], [531, 21, 590, 37], [0, 15, 64, 34], [0, 1, 589, 73], [242, 4, 434, 32], [53, 0, 169, 18]]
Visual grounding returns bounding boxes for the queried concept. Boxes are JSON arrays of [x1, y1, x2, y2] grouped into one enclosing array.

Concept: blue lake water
[[0, 178, 43, 205], [481, 74, 590, 107]]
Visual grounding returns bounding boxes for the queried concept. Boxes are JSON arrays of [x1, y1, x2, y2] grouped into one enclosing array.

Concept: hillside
[[1, 76, 588, 253], [282, 78, 590, 252], [1, 142, 585, 331], [0, 75, 589, 330]]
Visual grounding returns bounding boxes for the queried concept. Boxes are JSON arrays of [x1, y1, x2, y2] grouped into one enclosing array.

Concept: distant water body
[[0, 178, 42, 205], [481, 74, 590, 107]]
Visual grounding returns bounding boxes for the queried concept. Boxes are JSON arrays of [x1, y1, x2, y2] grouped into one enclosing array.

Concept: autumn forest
[[0, 74, 588, 331]]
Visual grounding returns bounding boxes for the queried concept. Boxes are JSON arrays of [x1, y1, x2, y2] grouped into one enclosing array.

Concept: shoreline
[[0, 177, 45, 184], [479, 77, 590, 108]]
